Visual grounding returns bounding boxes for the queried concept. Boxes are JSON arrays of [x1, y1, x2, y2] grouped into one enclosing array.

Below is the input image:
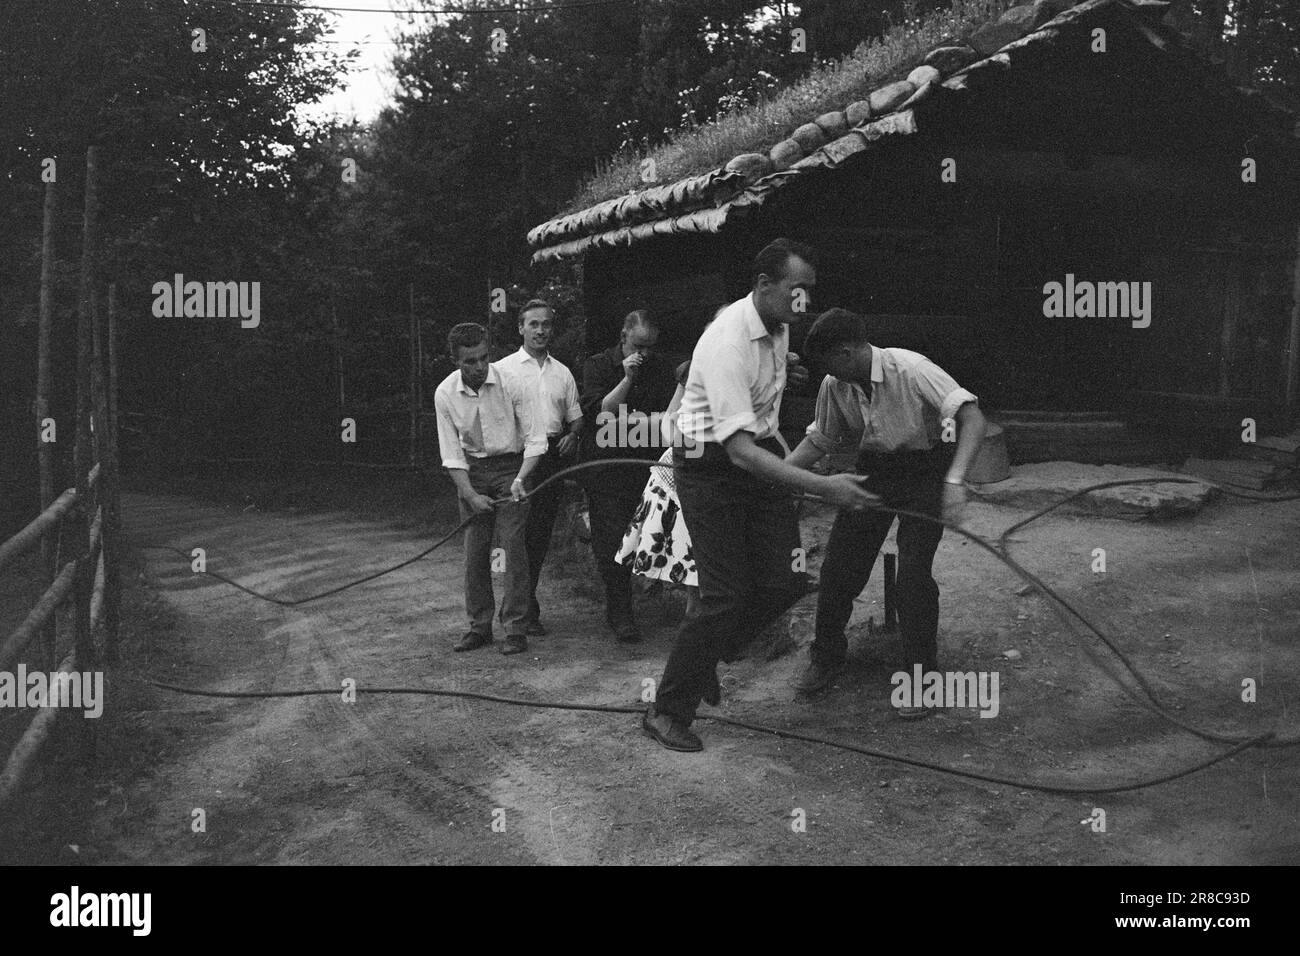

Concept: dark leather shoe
[[501, 635, 528, 656], [641, 705, 703, 752], [453, 632, 491, 652], [795, 658, 845, 696], [611, 619, 641, 644], [525, 620, 547, 637]]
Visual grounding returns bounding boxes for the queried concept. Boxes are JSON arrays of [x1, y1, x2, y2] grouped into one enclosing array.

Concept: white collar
[[515, 346, 550, 367], [456, 363, 500, 396]]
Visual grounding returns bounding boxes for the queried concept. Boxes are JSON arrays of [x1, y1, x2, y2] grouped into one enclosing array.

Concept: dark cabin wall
[[738, 9, 1300, 419], [582, 233, 739, 365], [573, 7, 1300, 429]]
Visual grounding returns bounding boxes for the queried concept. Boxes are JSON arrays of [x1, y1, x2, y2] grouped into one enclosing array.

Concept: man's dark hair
[[803, 308, 870, 365], [751, 238, 817, 287], [519, 298, 554, 321], [622, 309, 659, 334], [447, 321, 488, 357]]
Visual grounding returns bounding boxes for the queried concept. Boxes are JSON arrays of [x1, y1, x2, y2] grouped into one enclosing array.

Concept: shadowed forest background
[[2, 0, 1298, 530]]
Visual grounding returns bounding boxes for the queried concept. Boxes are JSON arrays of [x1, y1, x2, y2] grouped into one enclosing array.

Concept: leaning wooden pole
[[73, 145, 98, 673], [93, 284, 120, 661], [36, 177, 58, 670]]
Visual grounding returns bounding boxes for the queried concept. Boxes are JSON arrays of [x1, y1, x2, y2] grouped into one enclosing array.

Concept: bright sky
[[297, 2, 788, 124], [301, 3, 433, 123]]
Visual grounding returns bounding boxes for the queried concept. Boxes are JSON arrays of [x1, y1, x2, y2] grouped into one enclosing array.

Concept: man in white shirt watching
[[497, 299, 583, 637], [434, 322, 546, 656], [641, 239, 879, 753], [786, 308, 987, 709]]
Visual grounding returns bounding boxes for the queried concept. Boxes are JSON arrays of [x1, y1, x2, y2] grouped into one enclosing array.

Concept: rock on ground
[[970, 462, 1218, 519]]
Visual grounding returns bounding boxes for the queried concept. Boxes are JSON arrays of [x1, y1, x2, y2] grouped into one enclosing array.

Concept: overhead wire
[[184, 0, 640, 15]]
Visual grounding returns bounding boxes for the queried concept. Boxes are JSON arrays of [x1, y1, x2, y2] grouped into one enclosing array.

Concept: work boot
[[641, 704, 703, 752], [795, 657, 845, 696], [453, 632, 491, 652]]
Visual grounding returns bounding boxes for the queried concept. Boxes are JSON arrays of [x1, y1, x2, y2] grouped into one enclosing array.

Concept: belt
[[673, 436, 785, 472]]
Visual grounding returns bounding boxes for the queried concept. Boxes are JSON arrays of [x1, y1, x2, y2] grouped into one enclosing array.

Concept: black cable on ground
[[852, 495, 1300, 750], [133, 676, 1275, 796], [137, 512, 477, 607], [981, 480, 1300, 749], [134, 459, 673, 606], [129, 457, 1300, 788]]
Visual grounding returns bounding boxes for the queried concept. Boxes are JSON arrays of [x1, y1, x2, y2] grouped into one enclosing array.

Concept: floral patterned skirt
[[614, 449, 697, 586]]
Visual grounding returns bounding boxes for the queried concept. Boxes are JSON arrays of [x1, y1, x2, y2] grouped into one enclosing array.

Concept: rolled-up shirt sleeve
[[510, 376, 548, 459], [911, 358, 979, 422], [701, 344, 760, 444], [563, 372, 582, 426], [804, 375, 844, 454], [434, 389, 468, 471]]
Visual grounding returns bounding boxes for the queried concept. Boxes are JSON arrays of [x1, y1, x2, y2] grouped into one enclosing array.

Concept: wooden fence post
[[73, 145, 98, 674], [36, 177, 57, 671], [409, 283, 418, 466], [333, 300, 344, 464]]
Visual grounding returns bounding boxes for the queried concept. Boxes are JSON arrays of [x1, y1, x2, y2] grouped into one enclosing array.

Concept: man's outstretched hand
[[461, 491, 496, 515], [821, 473, 882, 512]]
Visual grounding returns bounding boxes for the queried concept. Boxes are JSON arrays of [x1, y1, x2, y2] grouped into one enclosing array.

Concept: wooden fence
[[0, 146, 122, 806]]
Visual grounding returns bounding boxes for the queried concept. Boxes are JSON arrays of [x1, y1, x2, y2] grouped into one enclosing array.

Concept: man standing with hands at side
[[497, 299, 583, 638], [786, 308, 986, 710], [580, 310, 677, 642], [642, 239, 879, 753], [434, 322, 546, 656]]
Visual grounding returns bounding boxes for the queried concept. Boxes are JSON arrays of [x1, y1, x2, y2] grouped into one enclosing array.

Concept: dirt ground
[[2, 479, 1298, 865]]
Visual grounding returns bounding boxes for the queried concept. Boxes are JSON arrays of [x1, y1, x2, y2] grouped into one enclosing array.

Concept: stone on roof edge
[[531, 0, 1274, 255]]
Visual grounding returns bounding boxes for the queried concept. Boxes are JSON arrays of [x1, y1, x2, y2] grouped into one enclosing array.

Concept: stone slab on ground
[[1183, 457, 1291, 490], [970, 462, 1218, 519]]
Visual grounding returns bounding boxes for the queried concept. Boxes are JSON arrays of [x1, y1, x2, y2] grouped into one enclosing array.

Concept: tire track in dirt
[[127, 498, 502, 863], [240, 513, 592, 865]]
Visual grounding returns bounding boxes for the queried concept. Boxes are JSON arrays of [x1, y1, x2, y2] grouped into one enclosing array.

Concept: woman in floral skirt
[[615, 361, 699, 615]]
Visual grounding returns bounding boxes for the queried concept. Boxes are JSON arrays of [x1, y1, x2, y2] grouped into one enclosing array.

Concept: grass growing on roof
[[565, 0, 1015, 215]]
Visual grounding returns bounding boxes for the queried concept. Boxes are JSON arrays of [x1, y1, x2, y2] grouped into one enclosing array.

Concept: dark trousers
[[811, 444, 952, 672], [586, 485, 642, 623], [523, 437, 566, 623], [459, 453, 530, 637], [655, 440, 804, 724]]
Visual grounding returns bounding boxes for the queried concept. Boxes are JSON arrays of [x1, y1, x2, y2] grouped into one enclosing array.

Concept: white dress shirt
[[805, 346, 978, 455], [434, 364, 547, 470], [677, 292, 788, 445], [496, 347, 582, 438]]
